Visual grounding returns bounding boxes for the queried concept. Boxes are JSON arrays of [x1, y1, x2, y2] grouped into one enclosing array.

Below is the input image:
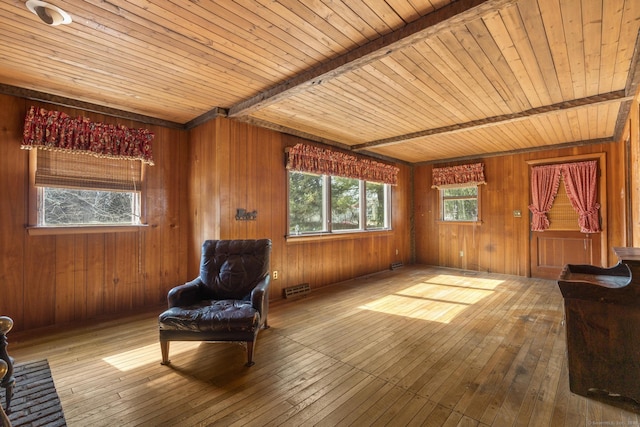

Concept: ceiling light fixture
[[25, 0, 72, 26]]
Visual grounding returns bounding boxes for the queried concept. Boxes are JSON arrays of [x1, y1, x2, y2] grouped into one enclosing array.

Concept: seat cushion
[[159, 300, 260, 333]]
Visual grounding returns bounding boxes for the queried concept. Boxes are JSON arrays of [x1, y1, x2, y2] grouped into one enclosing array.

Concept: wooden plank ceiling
[[0, 0, 639, 164]]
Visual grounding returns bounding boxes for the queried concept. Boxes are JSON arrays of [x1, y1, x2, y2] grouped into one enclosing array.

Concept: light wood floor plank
[[8, 265, 640, 426], [369, 391, 433, 426]]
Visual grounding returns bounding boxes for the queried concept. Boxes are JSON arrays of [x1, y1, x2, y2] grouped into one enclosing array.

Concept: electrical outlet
[[273, 270, 278, 280], [459, 251, 464, 257]]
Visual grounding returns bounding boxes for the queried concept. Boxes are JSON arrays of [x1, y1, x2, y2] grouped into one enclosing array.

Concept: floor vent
[[283, 283, 311, 299], [390, 262, 404, 270]]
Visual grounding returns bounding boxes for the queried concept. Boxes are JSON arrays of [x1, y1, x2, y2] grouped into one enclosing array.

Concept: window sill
[[285, 229, 392, 244], [436, 220, 483, 225], [26, 224, 149, 236]]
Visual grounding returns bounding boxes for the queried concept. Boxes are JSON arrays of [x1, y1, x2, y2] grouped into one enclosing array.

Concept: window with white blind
[[29, 150, 146, 228]]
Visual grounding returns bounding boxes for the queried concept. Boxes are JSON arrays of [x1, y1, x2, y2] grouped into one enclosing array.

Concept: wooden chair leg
[[245, 341, 255, 367], [0, 317, 14, 412], [0, 360, 11, 424], [160, 340, 171, 365]]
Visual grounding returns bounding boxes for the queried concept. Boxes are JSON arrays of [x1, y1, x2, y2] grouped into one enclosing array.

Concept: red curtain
[[561, 160, 601, 233], [21, 106, 154, 165], [529, 165, 562, 231], [431, 163, 486, 188], [528, 161, 600, 233], [286, 143, 399, 185]]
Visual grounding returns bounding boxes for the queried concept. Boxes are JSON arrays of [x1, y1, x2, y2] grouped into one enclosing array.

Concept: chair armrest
[[167, 277, 203, 308], [251, 274, 271, 321]]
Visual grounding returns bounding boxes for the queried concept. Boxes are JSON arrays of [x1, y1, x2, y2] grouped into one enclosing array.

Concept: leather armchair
[[159, 239, 271, 367]]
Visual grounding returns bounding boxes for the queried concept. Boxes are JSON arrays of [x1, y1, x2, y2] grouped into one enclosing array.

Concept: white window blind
[[35, 150, 142, 192]]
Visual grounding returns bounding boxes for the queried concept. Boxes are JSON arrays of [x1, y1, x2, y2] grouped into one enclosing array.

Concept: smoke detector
[[25, 0, 72, 26]]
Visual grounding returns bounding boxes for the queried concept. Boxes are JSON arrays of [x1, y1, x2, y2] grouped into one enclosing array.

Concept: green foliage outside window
[[331, 176, 360, 230], [441, 186, 478, 221], [288, 171, 390, 235], [288, 172, 324, 234], [366, 181, 385, 228]]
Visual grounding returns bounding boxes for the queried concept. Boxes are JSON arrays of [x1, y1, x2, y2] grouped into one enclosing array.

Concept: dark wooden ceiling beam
[[235, 116, 353, 150], [613, 31, 640, 142], [353, 91, 630, 151], [184, 107, 228, 130], [227, 0, 517, 118], [235, 116, 411, 165], [417, 137, 614, 165]]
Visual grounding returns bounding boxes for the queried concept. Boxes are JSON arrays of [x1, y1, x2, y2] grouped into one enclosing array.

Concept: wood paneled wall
[[2, 90, 636, 334], [414, 141, 628, 275], [188, 117, 413, 299], [0, 94, 190, 333]]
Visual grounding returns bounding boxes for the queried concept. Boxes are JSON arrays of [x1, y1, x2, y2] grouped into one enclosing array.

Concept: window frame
[[27, 150, 148, 235], [287, 170, 392, 237], [438, 184, 482, 223]]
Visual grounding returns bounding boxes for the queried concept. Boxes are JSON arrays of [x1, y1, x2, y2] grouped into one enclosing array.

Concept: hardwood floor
[[8, 265, 640, 426]]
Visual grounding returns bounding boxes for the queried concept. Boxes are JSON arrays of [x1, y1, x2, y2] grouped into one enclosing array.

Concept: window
[[365, 181, 387, 229], [29, 149, 145, 228], [440, 185, 479, 222], [331, 176, 360, 231], [39, 188, 140, 225], [288, 171, 390, 235], [288, 172, 326, 234]]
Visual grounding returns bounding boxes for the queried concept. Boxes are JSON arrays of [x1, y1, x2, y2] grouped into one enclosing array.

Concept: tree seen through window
[[42, 188, 138, 225], [441, 186, 478, 221], [288, 171, 390, 235]]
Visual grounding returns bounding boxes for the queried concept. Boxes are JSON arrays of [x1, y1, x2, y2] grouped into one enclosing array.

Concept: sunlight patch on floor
[[358, 274, 503, 323], [103, 341, 201, 371], [421, 274, 505, 290]]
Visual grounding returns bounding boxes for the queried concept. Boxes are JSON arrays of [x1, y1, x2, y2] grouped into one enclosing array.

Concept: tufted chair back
[[199, 239, 271, 300]]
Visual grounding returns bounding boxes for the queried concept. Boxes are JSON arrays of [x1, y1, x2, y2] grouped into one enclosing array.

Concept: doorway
[[528, 154, 607, 279]]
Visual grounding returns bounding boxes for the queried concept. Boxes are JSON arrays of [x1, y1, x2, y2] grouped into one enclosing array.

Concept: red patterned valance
[[432, 162, 486, 188], [286, 143, 399, 185], [21, 106, 154, 165]]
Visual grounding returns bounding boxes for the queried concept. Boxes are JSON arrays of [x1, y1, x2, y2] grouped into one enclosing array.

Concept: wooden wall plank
[[268, 130, 287, 286], [144, 125, 168, 300], [23, 236, 56, 329], [187, 125, 203, 272], [55, 235, 76, 325], [85, 234, 106, 318], [0, 94, 26, 326], [113, 233, 137, 313], [73, 235, 88, 321], [413, 166, 438, 267], [155, 126, 189, 300]]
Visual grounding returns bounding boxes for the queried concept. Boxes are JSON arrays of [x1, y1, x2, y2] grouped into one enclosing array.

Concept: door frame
[[526, 152, 608, 275]]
